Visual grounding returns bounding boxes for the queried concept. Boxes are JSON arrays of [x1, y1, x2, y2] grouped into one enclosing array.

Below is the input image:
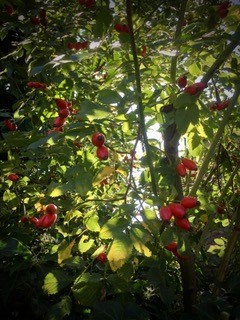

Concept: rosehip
[[217, 100, 230, 110], [36, 213, 57, 228], [164, 241, 177, 252], [20, 216, 28, 223], [96, 145, 109, 160], [8, 173, 19, 182], [55, 98, 69, 110], [91, 132, 106, 147], [141, 45, 147, 57], [59, 108, 70, 118], [96, 252, 108, 263], [45, 203, 58, 215], [180, 196, 198, 209], [176, 163, 187, 177], [114, 23, 129, 33], [5, 3, 14, 15], [177, 75, 187, 88], [175, 217, 191, 231], [184, 82, 207, 95], [29, 217, 39, 226], [169, 203, 186, 218], [4, 119, 17, 131], [31, 17, 40, 25], [27, 81, 46, 90], [181, 158, 197, 171], [53, 117, 65, 127], [159, 206, 172, 221]]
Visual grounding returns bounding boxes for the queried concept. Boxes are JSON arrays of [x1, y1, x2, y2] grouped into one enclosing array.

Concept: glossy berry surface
[[8, 173, 19, 182], [96, 252, 108, 263], [169, 203, 186, 218], [181, 158, 197, 171], [45, 204, 58, 215], [159, 206, 172, 221], [180, 196, 198, 209], [92, 133, 106, 147], [176, 163, 187, 177]]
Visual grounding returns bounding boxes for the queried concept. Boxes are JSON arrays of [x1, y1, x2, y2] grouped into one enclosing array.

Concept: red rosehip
[[159, 206, 172, 221], [79, 0, 95, 8], [27, 81, 46, 90], [217, 100, 230, 110], [29, 217, 39, 226], [5, 3, 14, 15], [91, 132, 106, 147], [141, 45, 147, 57], [209, 102, 219, 111], [45, 203, 58, 215], [180, 196, 198, 209], [59, 108, 70, 118], [67, 42, 75, 50], [20, 216, 29, 223], [177, 75, 187, 88], [175, 217, 191, 231], [96, 252, 108, 263], [4, 119, 17, 131], [169, 203, 186, 219], [96, 145, 109, 161], [184, 82, 207, 95], [217, 203, 225, 214], [164, 241, 177, 252], [53, 117, 65, 127], [74, 41, 89, 50], [172, 250, 188, 260], [114, 23, 129, 33], [8, 173, 19, 182], [36, 213, 57, 228], [31, 16, 40, 25], [55, 98, 69, 109], [176, 163, 187, 177], [181, 158, 198, 171]]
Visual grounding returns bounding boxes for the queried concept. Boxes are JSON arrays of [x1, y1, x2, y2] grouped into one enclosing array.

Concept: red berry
[[159, 206, 172, 221], [74, 41, 89, 50], [59, 108, 70, 118], [217, 203, 225, 214], [4, 119, 17, 131], [55, 98, 69, 110], [177, 75, 187, 88], [114, 23, 129, 33], [29, 217, 39, 226], [141, 45, 147, 57], [53, 117, 65, 127], [8, 173, 19, 182], [176, 163, 187, 177], [96, 145, 109, 161], [45, 204, 58, 215], [91, 133, 106, 147], [27, 82, 46, 90], [169, 203, 186, 218], [172, 250, 188, 260], [67, 42, 75, 50], [175, 217, 191, 231], [36, 213, 57, 228], [180, 196, 198, 209], [96, 252, 108, 263], [79, 0, 95, 8], [181, 158, 197, 171], [184, 82, 207, 95], [20, 216, 28, 223], [5, 3, 14, 15], [31, 17, 40, 25], [217, 100, 230, 110], [209, 102, 218, 111], [164, 241, 177, 252]]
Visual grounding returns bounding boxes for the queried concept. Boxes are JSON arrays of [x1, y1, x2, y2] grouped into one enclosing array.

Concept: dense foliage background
[[0, 0, 240, 319]]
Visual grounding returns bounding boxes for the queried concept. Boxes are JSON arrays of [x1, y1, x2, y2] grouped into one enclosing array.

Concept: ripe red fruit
[[164, 241, 177, 252], [45, 204, 58, 215], [96, 252, 108, 263], [31, 16, 40, 25], [59, 108, 70, 118], [55, 98, 69, 109], [176, 163, 187, 177], [172, 250, 188, 260], [217, 203, 225, 214], [36, 213, 57, 228], [169, 203, 186, 218], [8, 173, 19, 182], [177, 75, 187, 88], [217, 100, 230, 110], [159, 206, 172, 221], [175, 217, 191, 231], [96, 146, 109, 160], [180, 196, 198, 209], [181, 158, 197, 171], [20, 216, 29, 223], [27, 81, 46, 90], [29, 217, 39, 226], [114, 23, 129, 33], [4, 119, 17, 131], [79, 0, 96, 8], [5, 3, 14, 15], [53, 117, 65, 127], [141, 45, 147, 57], [74, 41, 89, 50], [91, 133, 106, 147], [184, 82, 207, 95]]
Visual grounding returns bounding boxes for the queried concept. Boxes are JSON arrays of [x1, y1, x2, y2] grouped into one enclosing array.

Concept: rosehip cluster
[[47, 98, 73, 134], [91, 132, 109, 161], [176, 157, 197, 177], [4, 119, 17, 131], [31, 8, 47, 26], [67, 41, 89, 50], [159, 196, 198, 232], [20, 203, 58, 228], [209, 100, 229, 111], [184, 82, 207, 95], [27, 81, 47, 90], [114, 23, 129, 33]]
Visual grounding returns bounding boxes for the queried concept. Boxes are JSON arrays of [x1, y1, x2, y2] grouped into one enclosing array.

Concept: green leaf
[[93, 301, 124, 320], [84, 212, 100, 232], [0, 238, 31, 258], [78, 235, 94, 253], [141, 209, 160, 235], [43, 270, 73, 295], [107, 234, 133, 271], [92, 7, 113, 38], [188, 62, 202, 76], [46, 296, 72, 320], [99, 216, 130, 239], [97, 89, 122, 105], [72, 272, 102, 307], [77, 100, 110, 121], [47, 182, 72, 197], [58, 240, 75, 265], [130, 226, 152, 257]]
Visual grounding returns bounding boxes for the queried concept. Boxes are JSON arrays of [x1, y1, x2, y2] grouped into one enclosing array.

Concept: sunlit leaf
[[43, 270, 72, 295]]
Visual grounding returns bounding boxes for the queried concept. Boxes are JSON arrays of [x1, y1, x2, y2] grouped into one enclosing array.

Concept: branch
[[126, 0, 158, 197]]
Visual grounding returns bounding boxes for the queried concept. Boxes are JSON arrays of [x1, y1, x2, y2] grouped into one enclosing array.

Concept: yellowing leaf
[[93, 166, 115, 186], [78, 235, 94, 253], [58, 240, 75, 265], [130, 226, 152, 257], [107, 234, 133, 271]]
